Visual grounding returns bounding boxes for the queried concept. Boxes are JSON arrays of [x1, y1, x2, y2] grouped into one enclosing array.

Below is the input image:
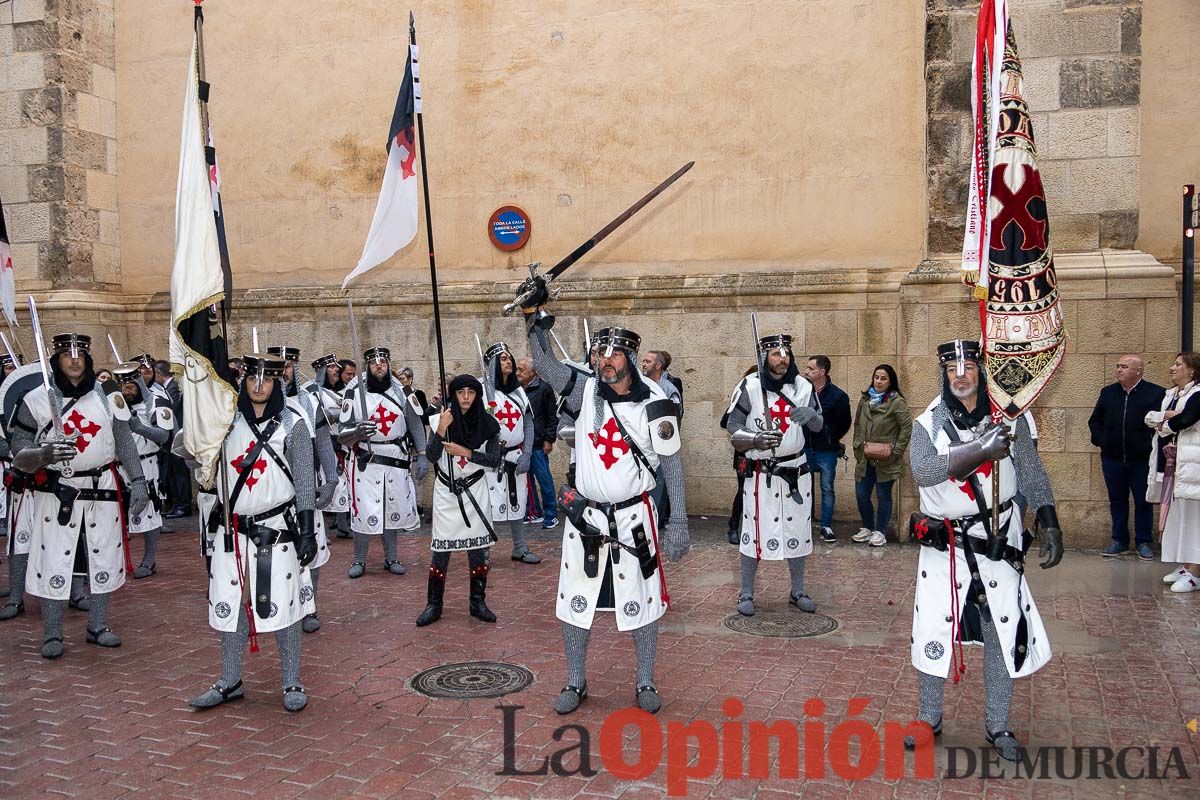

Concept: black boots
[[469, 565, 496, 623], [416, 564, 446, 627]]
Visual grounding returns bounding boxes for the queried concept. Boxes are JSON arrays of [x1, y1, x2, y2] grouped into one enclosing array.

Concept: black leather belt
[[235, 499, 296, 529], [30, 462, 119, 525], [356, 448, 409, 471], [584, 494, 643, 512]]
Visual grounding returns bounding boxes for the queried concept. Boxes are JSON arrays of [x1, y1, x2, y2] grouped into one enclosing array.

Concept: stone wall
[[927, 0, 1144, 255], [0, 0, 120, 290]]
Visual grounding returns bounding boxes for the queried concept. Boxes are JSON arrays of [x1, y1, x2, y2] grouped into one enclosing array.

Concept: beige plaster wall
[[1138, 0, 1200, 264], [114, 0, 927, 294]]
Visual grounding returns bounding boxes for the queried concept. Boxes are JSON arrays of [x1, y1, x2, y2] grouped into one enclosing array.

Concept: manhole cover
[[723, 610, 839, 638], [410, 661, 534, 699]]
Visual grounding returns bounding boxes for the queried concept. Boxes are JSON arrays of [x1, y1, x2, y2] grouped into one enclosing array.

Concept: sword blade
[[107, 334, 123, 364], [546, 161, 694, 281], [27, 297, 64, 437], [0, 330, 18, 368], [475, 334, 493, 405]]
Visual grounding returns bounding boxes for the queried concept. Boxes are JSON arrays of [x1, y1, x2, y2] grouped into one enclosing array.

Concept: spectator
[[803, 355, 852, 543], [1147, 352, 1200, 592], [851, 364, 911, 547], [657, 350, 684, 403], [96, 368, 113, 384], [517, 357, 558, 529], [155, 359, 192, 518], [339, 358, 357, 385], [1089, 354, 1166, 560]]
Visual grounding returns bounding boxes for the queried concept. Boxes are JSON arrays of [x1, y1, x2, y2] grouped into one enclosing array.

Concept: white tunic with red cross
[[484, 386, 530, 522], [910, 398, 1051, 680], [305, 381, 351, 516], [206, 410, 314, 634], [22, 385, 127, 600], [287, 393, 331, 570], [729, 373, 814, 561], [557, 377, 669, 633], [339, 385, 419, 534], [121, 394, 173, 535]]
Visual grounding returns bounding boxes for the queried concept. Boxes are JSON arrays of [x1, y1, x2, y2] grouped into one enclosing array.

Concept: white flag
[[341, 45, 420, 289], [168, 33, 237, 489]]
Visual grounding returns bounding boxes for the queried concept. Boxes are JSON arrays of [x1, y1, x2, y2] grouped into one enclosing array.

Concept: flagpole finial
[[409, 10, 415, 28]]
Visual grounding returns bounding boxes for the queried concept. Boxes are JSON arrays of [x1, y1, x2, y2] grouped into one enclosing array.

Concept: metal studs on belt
[[258, 594, 267, 602], [989, 580, 997, 588]]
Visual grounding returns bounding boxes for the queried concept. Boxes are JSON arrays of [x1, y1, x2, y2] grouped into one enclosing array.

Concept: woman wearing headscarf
[[417, 375, 504, 626]]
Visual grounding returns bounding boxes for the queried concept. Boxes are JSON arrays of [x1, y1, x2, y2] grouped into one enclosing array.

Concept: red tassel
[[752, 462, 762, 561], [946, 518, 966, 683], [642, 493, 670, 609], [230, 515, 259, 653], [110, 465, 135, 576]]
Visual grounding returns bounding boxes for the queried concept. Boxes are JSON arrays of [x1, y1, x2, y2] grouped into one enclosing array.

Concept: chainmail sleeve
[[908, 418, 950, 488], [520, 403, 534, 452], [313, 423, 339, 485], [404, 397, 427, 454], [286, 415, 316, 513], [659, 449, 687, 527], [427, 431, 444, 464], [113, 418, 145, 482], [724, 380, 752, 436], [528, 326, 580, 403], [0, 435, 10, 461], [10, 404, 36, 457], [1011, 414, 1054, 510], [470, 434, 504, 470]]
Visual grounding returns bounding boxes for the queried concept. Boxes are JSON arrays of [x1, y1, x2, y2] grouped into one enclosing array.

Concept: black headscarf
[[366, 366, 392, 394], [490, 352, 520, 395], [942, 365, 991, 428], [444, 374, 499, 450], [51, 352, 97, 399], [238, 378, 285, 424]]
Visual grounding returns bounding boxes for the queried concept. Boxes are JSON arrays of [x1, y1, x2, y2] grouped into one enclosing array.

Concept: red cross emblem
[[989, 162, 1048, 253], [768, 397, 791, 434], [914, 518, 929, 540], [231, 441, 269, 491], [63, 409, 101, 452], [587, 417, 630, 470], [371, 404, 398, 437], [456, 456, 469, 469], [395, 127, 416, 179], [493, 400, 522, 432], [954, 461, 993, 501]]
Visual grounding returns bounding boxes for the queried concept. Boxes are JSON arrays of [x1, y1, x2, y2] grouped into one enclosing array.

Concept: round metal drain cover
[[411, 661, 534, 699], [723, 610, 838, 638]]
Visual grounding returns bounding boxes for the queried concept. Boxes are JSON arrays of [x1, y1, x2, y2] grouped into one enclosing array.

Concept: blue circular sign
[[489, 205, 531, 251]]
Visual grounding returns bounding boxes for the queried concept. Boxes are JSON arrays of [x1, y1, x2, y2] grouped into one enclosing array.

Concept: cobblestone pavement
[[1, 517, 1198, 799]]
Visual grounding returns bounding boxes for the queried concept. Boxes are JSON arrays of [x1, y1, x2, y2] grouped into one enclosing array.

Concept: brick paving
[[1, 518, 1198, 799]]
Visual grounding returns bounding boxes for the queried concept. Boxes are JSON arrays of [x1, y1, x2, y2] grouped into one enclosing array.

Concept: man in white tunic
[[337, 347, 430, 579], [724, 332, 824, 616], [9, 333, 149, 659], [112, 361, 174, 579], [303, 353, 352, 538], [270, 346, 339, 633], [905, 340, 1063, 762], [481, 341, 540, 564], [189, 353, 317, 713], [526, 315, 689, 716]]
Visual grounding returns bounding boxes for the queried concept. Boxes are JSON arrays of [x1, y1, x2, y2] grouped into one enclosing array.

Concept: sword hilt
[[502, 265, 549, 317]]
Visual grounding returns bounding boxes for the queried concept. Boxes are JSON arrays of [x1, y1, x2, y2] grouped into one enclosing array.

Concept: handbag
[[863, 442, 893, 461]]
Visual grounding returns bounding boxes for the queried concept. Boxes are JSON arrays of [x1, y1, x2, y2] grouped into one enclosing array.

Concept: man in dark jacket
[[803, 355, 852, 543], [155, 359, 192, 519], [517, 357, 559, 529], [1088, 355, 1166, 560]]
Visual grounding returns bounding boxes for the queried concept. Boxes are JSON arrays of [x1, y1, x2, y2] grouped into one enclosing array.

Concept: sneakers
[[1170, 572, 1200, 593], [1136, 543, 1154, 562], [851, 528, 873, 543], [819, 527, 837, 544], [1101, 542, 1128, 558], [1164, 566, 1190, 584], [525, 515, 544, 525], [541, 518, 559, 530], [868, 531, 887, 547]]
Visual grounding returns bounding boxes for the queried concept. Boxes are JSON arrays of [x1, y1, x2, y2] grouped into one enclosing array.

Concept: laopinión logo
[[496, 698, 1192, 797]]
